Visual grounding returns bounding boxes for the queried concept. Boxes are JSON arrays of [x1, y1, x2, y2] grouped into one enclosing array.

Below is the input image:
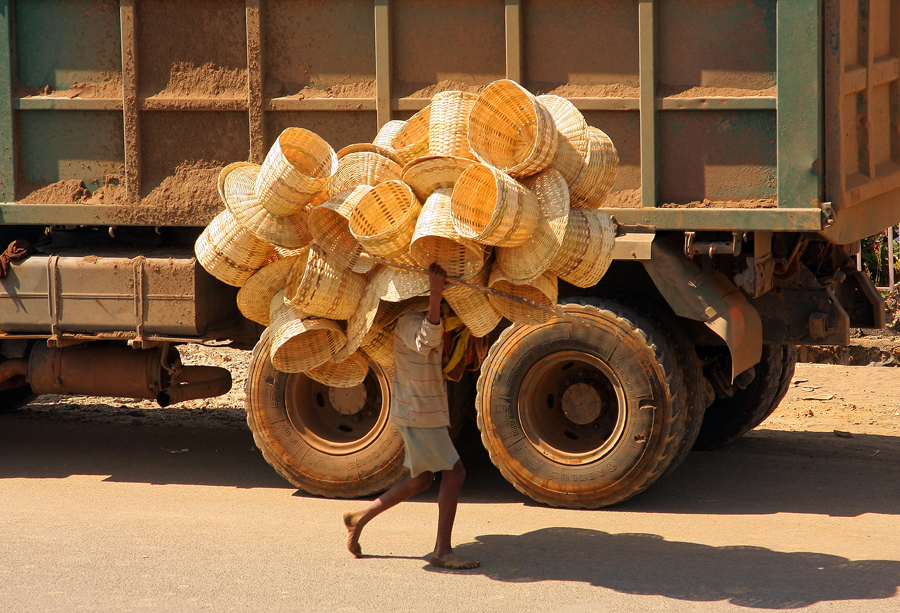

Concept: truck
[[0, 0, 895, 508]]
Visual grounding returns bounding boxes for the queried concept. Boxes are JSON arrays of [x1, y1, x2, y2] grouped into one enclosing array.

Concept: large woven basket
[[450, 163, 540, 247], [255, 128, 338, 217], [495, 168, 570, 284], [305, 351, 370, 388], [570, 126, 619, 209], [401, 155, 474, 201], [326, 144, 403, 197], [269, 290, 347, 373], [332, 275, 383, 362], [547, 207, 615, 287], [373, 120, 407, 149], [391, 106, 430, 165], [488, 264, 558, 325], [284, 244, 366, 320], [236, 252, 304, 325], [195, 208, 275, 287], [428, 90, 478, 160], [410, 187, 484, 279], [308, 185, 374, 273], [370, 262, 430, 303], [360, 324, 394, 372], [349, 180, 422, 259], [221, 163, 312, 249], [536, 94, 590, 186], [442, 261, 501, 338], [467, 79, 558, 178]]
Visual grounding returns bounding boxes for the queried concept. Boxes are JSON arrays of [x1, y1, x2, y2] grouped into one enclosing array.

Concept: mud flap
[[641, 234, 763, 380]]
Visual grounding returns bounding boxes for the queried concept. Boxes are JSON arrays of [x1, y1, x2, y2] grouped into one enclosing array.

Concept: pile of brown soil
[[16, 74, 122, 99], [659, 198, 776, 209], [292, 81, 376, 99], [155, 62, 246, 98], [140, 160, 225, 225], [658, 85, 777, 98], [602, 189, 642, 208], [407, 80, 484, 99], [547, 83, 640, 98], [18, 180, 92, 204]]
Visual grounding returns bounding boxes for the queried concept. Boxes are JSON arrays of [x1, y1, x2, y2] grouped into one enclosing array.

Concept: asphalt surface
[[1, 407, 899, 612]]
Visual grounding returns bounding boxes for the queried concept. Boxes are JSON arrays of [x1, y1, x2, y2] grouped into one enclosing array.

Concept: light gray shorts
[[395, 424, 460, 478]]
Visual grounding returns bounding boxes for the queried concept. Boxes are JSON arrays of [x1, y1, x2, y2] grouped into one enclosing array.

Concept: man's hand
[[426, 263, 446, 325]]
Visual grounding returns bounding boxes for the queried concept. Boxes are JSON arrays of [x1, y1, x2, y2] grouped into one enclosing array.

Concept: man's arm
[[426, 262, 446, 325]]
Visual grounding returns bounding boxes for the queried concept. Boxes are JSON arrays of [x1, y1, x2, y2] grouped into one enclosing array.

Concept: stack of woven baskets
[[195, 79, 618, 387]]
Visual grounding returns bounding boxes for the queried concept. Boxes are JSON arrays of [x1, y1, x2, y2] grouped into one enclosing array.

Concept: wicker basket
[[236, 252, 304, 325], [391, 106, 431, 165], [536, 94, 590, 186], [547, 208, 615, 287], [195, 209, 275, 287], [410, 188, 484, 278], [332, 275, 383, 362], [401, 155, 474, 202], [373, 120, 407, 149], [495, 168, 570, 284], [450, 163, 540, 247], [284, 244, 366, 320], [269, 291, 347, 373], [360, 324, 394, 372], [428, 90, 479, 160], [442, 261, 502, 338], [305, 351, 369, 388], [221, 163, 313, 249], [570, 126, 619, 209], [488, 264, 558, 325], [255, 128, 338, 217], [327, 145, 403, 198], [349, 180, 422, 259], [370, 262, 430, 303], [308, 185, 374, 273], [467, 79, 558, 178]]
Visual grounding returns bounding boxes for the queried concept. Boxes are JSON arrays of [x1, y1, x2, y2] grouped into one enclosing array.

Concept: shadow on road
[[441, 527, 900, 609]]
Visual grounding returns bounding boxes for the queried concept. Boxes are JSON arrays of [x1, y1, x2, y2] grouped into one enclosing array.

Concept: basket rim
[[348, 180, 420, 241], [336, 143, 405, 166]]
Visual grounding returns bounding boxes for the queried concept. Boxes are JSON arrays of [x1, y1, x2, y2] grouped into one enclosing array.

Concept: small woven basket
[[450, 163, 540, 247], [236, 252, 304, 325], [360, 324, 394, 372], [570, 126, 619, 209], [369, 262, 430, 302], [467, 79, 558, 178], [442, 261, 502, 338], [373, 120, 407, 149], [255, 128, 338, 217], [349, 180, 422, 259], [488, 264, 558, 325], [308, 185, 374, 273], [401, 155, 474, 202], [536, 94, 590, 186], [495, 168, 570, 284], [269, 290, 347, 373], [326, 145, 403, 197], [410, 188, 484, 279], [391, 106, 431, 165], [221, 163, 312, 249], [305, 351, 370, 388], [195, 209, 275, 287], [547, 208, 615, 287], [284, 244, 366, 320], [428, 90, 479, 160]]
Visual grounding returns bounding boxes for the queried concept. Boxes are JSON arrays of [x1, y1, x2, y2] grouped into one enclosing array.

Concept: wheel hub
[[329, 383, 368, 415], [561, 382, 602, 424]]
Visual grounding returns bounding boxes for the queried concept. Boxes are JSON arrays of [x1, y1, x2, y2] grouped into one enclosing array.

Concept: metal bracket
[[820, 201, 835, 228], [684, 231, 743, 258]]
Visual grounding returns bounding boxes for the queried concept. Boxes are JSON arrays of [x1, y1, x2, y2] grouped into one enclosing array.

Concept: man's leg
[[343, 471, 433, 557], [428, 460, 479, 569]]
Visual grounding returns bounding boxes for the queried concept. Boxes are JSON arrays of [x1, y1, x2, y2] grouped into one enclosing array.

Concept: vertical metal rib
[[120, 0, 141, 201], [504, 0, 522, 82], [374, 0, 391, 128], [0, 0, 14, 202], [246, 0, 265, 163], [638, 0, 657, 209]]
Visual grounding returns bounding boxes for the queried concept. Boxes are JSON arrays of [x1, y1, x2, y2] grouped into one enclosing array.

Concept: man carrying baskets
[[343, 263, 479, 570]]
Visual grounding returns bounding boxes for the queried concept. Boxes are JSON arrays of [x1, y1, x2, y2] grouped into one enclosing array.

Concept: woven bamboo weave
[[255, 128, 338, 217], [410, 188, 484, 278], [284, 244, 366, 320], [332, 275, 383, 362], [349, 180, 422, 259], [269, 290, 347, 373], [305, 351, 369, 388], [195, 209, 275, 287], [308, 185, 374, 273], [236, 253, 304, 326], [357, 296, 429, 371], [401, 155, 474, 201], [536, 94, 590, 186], [369, 261, 430, 302], [450, 163, 539, 247], [570, 126, 619, 209], [391, 106, 431, 165], [360, 324, 394, 371], [467, 79, 558, 178], [488, 264, 558, 325], [547, 208, 615, 288], [495, 168, 570, 284], [428, 90, 479, 160], [373, 120, 407, 149], [442, 261, 502, 338], [327, 145, 403, 197]]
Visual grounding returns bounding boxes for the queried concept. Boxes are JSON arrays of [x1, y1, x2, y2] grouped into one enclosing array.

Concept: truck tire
[[693, 344, 794, 451], [245, 331, 406, 497], [475, 298, 689, 508]]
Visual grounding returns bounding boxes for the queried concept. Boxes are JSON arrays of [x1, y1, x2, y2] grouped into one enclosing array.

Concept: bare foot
[[343, 511, 363, 558], [427, 551, 480, 569]]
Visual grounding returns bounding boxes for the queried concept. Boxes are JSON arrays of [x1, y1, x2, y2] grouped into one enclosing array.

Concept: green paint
[[604, 206, 822, 232], [1, 0, 13, 201]]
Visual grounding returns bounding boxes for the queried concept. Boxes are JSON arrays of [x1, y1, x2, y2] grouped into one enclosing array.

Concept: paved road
[[1, 408, 898, 612]]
